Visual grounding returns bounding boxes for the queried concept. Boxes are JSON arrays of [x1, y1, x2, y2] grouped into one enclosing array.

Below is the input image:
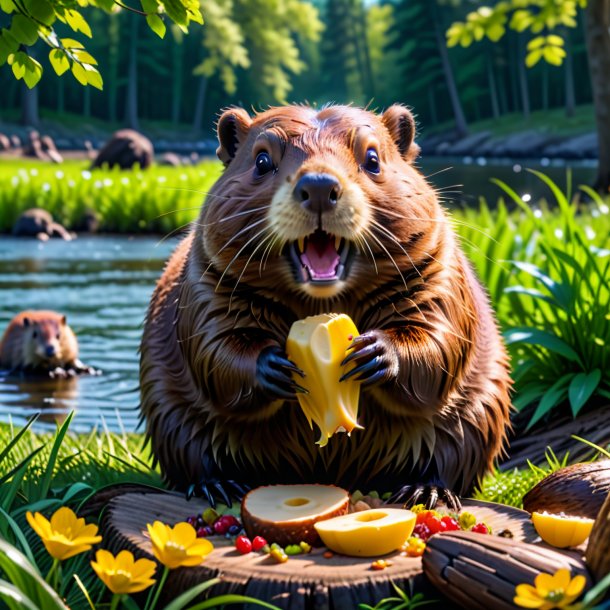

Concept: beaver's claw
[[256, 345, 307, 400], [187, 478, 250, 509], [389, 483, 462, 512], [340, 330, 399, 386]]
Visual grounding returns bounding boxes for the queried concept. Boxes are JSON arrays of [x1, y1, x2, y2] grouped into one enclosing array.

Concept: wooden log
[[96, 490, 537, 610], [504, 407, 610, 469], [586, 491, 610, 584], [423, 531, 593, 610], [523, 461, 610, 519]]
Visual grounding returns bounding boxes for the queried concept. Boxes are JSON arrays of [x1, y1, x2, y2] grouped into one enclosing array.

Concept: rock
[[40, 135, 63, 164], [586, 491, 610, 585], [13, 208, 53, 237], [91, 129, 154, 170], [544, 132, 598, 159], [523, 461, 610, 520], [13, 209, 72, 241], [74, 209, 100, 234], [10, 135, 21, 149], [23, 131, 47, 161], [445, 131, 492, 156], [159, 152, 182, 167], [0, 133, 11, 151], [422, 531, 592, 610]]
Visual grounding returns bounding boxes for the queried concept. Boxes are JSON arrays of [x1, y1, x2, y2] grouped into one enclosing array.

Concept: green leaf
[[60, 37, 84, 49], [146, 14, 166, 38], [186, 595, 281, 610], [526, 48, 543, 68], [0, 0, 15, 14], [163, 578, 221, 610], [546, 34, 564, 47], [527, 36, 545, 51], [71, 60, 87, 84], [64, 10, 92, 38], [527, 374, 573, 430], [39, 411, 73, 499], [543, 44, 565, 66], [162, 0, 187, 26], [10, 15, 39, 46], [84, 64, 103, 89], [49, 48, 69, 75], [568, 370, 601, 417], [72, 48, 98, 65], [503, 327, 581, 363], [23, 0, 55, 26]]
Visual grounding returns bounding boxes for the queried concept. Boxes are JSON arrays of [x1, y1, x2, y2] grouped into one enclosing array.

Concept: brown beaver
[[140, 104, 512, 510], [0, 311, 95, 377]]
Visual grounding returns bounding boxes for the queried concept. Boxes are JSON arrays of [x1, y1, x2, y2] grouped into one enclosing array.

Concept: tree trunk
[[433, 13, 468, 136], [356, 0, 374, 98], [486, 53, 500, 119], [56, 76, 64, 114], [541, 63, 549, 111], [124, 13, 139, 130], [564, 29, 576, 118], [517, 35, 530, 119], [192, 75, 208, 133], [108, 15, 120, 123], [20, 82, 39, 126], [428, 85, 438, 125], [83, 86, 91, 118], [171, 34, 184, 124], [585, 0, 610, 193]]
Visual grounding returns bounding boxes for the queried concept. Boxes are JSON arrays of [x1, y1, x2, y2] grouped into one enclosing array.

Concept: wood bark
[[486, 53, 500, 119], [433, 12, 468, 136], [20, 82, 39, 127], [124, 13, 140, 130], [517, 35, 530, 119], [586, 491, 610, 585], [192, 75, 208, 133], [107, 15, 120, 123], [171, 35, 184, 125], [585, 0, 610, 192], [564, 29, 576, 118]]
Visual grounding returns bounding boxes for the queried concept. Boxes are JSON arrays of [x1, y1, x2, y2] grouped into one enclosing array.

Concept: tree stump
[[586, 491, 610, 584], [97, 490, 537, 609]]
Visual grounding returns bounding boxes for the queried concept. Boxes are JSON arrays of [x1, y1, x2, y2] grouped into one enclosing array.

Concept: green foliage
[[358, 582, 434, 610], [0, 0, 203, 89], [447, 0, 586, 66], [0, 159, 221, 233], [474, 449, 569, 507]]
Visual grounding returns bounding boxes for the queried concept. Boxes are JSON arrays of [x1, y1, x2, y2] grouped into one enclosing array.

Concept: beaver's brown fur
[[140, 104, 512, 508], [0, 311, 92, 377]]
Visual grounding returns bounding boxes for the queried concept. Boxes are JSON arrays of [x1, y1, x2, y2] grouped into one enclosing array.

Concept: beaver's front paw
[[187, 455, 250, 508], [340, 330, 399, 386], [389, 483, 462, 512], [256, 345, 307, 400]]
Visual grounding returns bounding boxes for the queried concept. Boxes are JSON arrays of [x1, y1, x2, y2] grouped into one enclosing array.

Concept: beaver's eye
[[363, 148, 380, 174], [255, 151, 274, 176], [56, 333, 60, 339], [32, 331, 38, 338]]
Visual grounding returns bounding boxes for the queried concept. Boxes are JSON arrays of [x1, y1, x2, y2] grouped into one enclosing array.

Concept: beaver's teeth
[[298, 237, 305, 252], [334, 235, 341, 250]]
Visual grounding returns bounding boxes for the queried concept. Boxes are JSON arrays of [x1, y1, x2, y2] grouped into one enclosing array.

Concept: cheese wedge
[[286, 314, 362, 446]]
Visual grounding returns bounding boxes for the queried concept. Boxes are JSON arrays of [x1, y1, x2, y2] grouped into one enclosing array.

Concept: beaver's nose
[[45, 345, 56, 358], [295, 173, 342, 214]]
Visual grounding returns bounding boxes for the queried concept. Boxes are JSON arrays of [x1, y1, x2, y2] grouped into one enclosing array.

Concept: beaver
[[140, 104, 512, 510], [0, 311, 95, 377]]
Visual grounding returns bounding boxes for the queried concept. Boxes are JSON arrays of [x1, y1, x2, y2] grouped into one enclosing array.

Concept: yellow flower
[[514, 568, 586, 609], [26, 507, 102, 560], [91, 549, 156, 594], [146, 521, 213, 569]]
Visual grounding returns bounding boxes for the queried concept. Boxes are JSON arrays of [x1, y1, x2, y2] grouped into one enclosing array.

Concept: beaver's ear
[[61, 315, 66, 326], [216, 108, 253, 166], [381, 105, 419, 162], [23, 317, 30, 327]]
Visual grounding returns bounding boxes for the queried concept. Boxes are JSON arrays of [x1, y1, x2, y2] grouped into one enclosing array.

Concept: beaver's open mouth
[[287, 229, 353, 284]]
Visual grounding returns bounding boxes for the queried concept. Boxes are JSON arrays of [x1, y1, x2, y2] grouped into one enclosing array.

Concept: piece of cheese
[[286, 314, 362, 446], [314, 508, 417, 556], [531, 511, 595, 548]]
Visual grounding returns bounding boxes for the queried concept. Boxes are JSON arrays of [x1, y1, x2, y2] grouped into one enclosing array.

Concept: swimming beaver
[[140, 104, 512, 509], [0, 311, 95, 377]]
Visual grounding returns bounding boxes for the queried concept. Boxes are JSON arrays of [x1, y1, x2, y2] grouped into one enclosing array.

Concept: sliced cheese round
[[314, 508, 416, 557]]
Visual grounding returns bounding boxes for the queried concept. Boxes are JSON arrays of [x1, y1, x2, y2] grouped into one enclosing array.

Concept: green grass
[[0, 159, 222, 234]]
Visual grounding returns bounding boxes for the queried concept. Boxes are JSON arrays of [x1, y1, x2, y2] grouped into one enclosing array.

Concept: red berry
[[196, 527, 207, 537], [412, 523, 431, 542], [471, 523, 489, 534], [441, 516, 460, 531], [425, 516, 443, 535], [214, 519, 230, 535], [235, 535, 252, 554], [251, 536, 268, 552]]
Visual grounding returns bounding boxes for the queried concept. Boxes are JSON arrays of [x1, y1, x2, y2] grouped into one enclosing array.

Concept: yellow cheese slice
[[286, 314, 363, 446]]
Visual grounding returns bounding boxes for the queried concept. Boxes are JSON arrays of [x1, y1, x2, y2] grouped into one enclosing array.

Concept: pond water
[[0, 236, 177, 433], [0, 157, 598, 432]]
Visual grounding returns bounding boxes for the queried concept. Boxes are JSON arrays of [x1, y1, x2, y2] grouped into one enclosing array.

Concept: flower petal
[[534, 573, 554, 597], [78, 523, 101, 540], [123, 578, 156, 594], [565, 574, 586, 598], [172, 522, 197, 547], [26, 512, 52, 540], [147, 522, 169, 549], [515, 584, 542, 602], [553, 568, 571, 591], [50, 507, 78, 532], [131, 558, 157, 580], [187, 538, 214, 558], [514, 595, 545, 609]]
